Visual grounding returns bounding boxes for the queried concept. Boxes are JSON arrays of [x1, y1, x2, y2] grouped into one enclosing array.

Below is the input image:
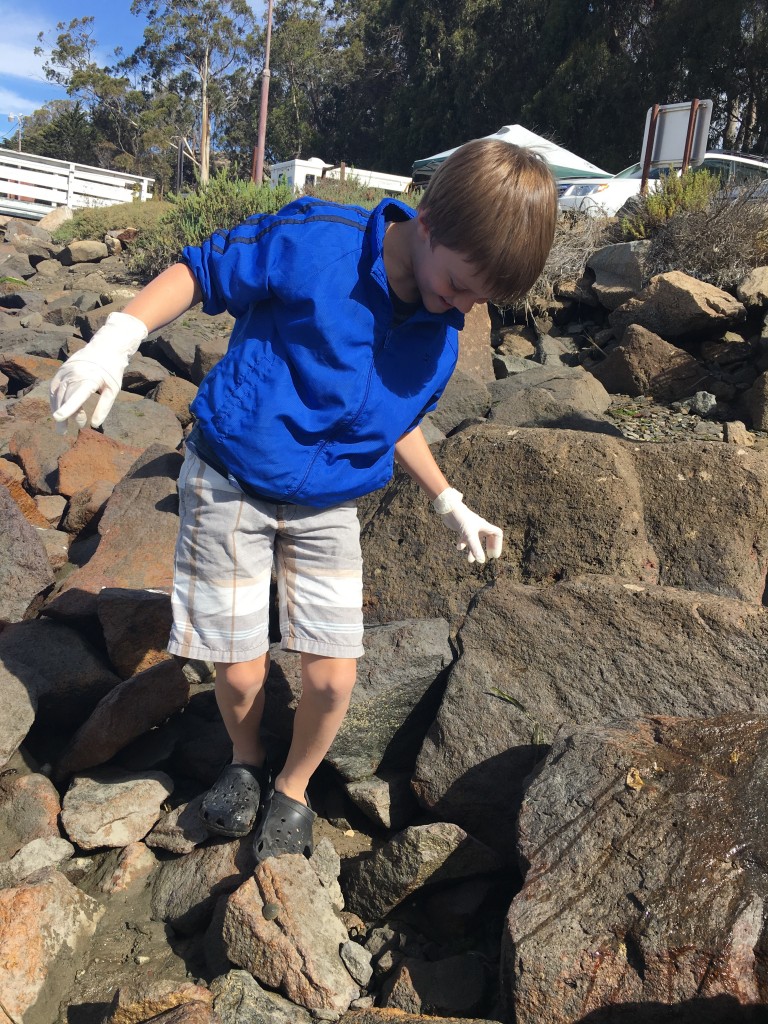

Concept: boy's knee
[[216, 655, 269, 697], [301, 655, 357, 706]]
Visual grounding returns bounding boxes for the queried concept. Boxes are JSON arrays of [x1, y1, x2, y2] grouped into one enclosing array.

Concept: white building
[[269, 157, 411, 194]]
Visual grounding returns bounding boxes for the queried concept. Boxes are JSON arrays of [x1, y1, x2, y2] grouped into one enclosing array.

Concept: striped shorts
[[167, 450, 364, 663]]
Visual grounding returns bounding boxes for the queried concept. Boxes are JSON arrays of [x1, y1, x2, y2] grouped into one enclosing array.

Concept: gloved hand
[[49, 312, 148, 431], [432, 487, 503, 564]]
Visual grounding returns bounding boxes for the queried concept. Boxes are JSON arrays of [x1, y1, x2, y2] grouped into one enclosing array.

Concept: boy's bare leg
[[275, 654, 357, 804], [214, 654, 270, 767]]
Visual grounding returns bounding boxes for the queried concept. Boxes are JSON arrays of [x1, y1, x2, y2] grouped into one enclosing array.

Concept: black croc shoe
[[252, 789, 316, 864], [200, 761, 270, 837]]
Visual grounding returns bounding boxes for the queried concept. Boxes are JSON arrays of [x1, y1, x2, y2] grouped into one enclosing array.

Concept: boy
[[50, 139, 557, 863]]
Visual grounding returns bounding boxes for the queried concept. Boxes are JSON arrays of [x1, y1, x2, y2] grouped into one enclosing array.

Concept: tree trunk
[[722, 94, 741, 151], [200, 47, 211, 184]]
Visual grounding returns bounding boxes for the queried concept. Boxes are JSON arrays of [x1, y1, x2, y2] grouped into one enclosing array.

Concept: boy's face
[[412, 210, 492, 315]]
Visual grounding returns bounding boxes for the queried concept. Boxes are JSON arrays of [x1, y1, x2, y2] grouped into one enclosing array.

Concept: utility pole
[[251, 0, 274, 185], [7, 114, 26, 152]]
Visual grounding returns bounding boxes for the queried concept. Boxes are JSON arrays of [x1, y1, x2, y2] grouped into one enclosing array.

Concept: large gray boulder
[[412, 575, 768, 853], [487, 364, 614, 432], [263, 619, 453, 783], [503, 714, 768, 1023]]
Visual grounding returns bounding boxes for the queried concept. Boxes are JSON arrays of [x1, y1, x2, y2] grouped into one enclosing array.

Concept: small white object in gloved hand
[[432, 486, 503, 564], [49, 311, 148, 432]]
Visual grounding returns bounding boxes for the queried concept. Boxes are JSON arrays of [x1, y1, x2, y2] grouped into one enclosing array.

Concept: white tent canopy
[[411, 124, 609, 185]]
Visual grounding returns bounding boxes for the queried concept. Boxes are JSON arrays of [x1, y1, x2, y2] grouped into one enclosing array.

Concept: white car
[[557, 151, 768, 217]]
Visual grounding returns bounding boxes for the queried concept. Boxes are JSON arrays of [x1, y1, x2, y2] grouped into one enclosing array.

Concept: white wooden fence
[[0, 150, 154, 220]]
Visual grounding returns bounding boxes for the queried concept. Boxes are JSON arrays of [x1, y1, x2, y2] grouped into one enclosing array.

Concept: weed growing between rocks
[[642, 189, 768, 290], [527, 212, 609, 310]]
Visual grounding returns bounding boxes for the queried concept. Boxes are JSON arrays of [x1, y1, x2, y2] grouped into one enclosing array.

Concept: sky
[[0, 0, 266, 145]]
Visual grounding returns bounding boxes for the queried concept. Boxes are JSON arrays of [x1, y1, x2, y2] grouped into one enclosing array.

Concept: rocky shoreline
[[1, 209, 768, 1024]]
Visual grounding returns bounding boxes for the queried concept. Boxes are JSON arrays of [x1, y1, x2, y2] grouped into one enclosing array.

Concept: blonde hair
[[419, 139, 557, 305]]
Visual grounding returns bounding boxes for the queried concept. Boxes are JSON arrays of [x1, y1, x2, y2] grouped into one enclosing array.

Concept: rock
[[0, 459, 50, 528], [0, 352, 60, 391], [57, 659, 190, 775], [487, 363, 614, 432], [0, 772, 61, 860], [192, 336, 229, 384], [609, 270, 746, 341], [0, 252, 35, 279], [56, 428, 144, 498], [380, 953, 487, 1017], [345, 770, 419, 830], [0, 868, 103, 1024], [744, 370, 768, 430], [0, 619, 121, 728], [587, 240, 649, 311], [222, 854, 359, 1012], [343, 823, 504, 920], [0, 482, 54, 622], [456, 304, 494, 382], [37, 206, 74, 232], [60, 478, 114, 533], [5, 219, 52, 244], [38, 526, 71, 570], [104, 980, 213, 1024], [34, 492, 67, 526], [339, 1011, 500, 1024], [131, 1003, 218, 1024], [96, 840, 157, 894], [723, 420, 754, 446], [97, 587, 175, 678], [99, 395, 184, 450], [412, 576, 768, 853], [59, 239, 109, 265], [149, 376, 198, 427], [145, 794, 210, 854], [503, 714, 768, 1023], [263, 619, 452, 783], [61, 769, 174, 849], [211, 969, 313, 1024], [0, 836, 75, 887], [8, 422, 72, 495], [340, 940, 374, 987], [123, 353, 171, 393], [589, 324, 715, 402], [492, 351, 534, 378], [0, 655, 38, 765], [154, 320, 222, 380], [151, 837, 252, 934], [44, 444, 182, 619], [736, 265, 768, 308], [428, 370, 491, 435]]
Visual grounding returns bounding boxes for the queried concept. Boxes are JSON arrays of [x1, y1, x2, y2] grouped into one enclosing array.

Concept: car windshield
[[612, 162, 667, 180]]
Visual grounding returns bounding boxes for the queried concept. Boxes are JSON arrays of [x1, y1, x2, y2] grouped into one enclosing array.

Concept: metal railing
[[0, 150, 154, 220]]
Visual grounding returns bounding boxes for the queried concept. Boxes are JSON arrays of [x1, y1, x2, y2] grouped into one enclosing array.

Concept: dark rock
[[412, 576, 768, 853], [0, 482, 54, 622], [503, 714, 768, 1023]]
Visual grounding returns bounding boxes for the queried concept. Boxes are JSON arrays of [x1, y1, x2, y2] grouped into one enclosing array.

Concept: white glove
[[432, 487, 503, 564], [50, 312, 148, 431]]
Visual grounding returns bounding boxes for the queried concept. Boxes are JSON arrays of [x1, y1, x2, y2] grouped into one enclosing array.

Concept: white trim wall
[[0, 151, 154, 220]]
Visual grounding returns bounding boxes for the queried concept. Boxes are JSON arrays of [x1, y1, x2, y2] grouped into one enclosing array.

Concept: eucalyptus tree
[[127, 0, 261, 182]]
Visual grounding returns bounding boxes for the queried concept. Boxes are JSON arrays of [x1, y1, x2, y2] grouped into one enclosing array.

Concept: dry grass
[[526, 211, 610, 310], [643, 188, 768, 290]]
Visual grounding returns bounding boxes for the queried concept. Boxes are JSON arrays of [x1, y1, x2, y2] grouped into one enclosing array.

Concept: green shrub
[[127, 172, 294, 280], [304, 175, 418, 210], [619, 168, 721, 240], [52, 200, 171, 244]]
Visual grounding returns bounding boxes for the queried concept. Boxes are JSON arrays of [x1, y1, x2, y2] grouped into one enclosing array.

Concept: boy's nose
[[452, 294, 477, 314]]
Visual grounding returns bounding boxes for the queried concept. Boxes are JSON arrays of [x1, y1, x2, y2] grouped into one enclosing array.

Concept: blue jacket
[[182, 196, 462, 507]]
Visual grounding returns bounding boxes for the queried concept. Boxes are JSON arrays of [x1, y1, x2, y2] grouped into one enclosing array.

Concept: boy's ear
[[415, 207, 432, 242]]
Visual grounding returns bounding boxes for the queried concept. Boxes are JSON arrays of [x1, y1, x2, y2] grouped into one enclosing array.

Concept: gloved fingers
[[51, 380, 99, 424], [463, 531, 487, 564], [484, 527, 504, 560], [91, 384, 119, 428]]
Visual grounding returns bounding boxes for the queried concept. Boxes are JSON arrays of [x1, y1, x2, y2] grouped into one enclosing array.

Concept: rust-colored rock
[[105, 980, 213, 1024], [57, 428, 143, 498], [44, 444, 182, 619]]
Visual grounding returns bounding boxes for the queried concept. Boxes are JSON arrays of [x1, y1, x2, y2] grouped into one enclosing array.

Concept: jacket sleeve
[[181, 214, 276, 319]]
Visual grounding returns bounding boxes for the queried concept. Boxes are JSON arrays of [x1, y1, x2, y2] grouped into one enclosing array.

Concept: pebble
[[608, 395, 725, 443], [262, 902, 281, 920]]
